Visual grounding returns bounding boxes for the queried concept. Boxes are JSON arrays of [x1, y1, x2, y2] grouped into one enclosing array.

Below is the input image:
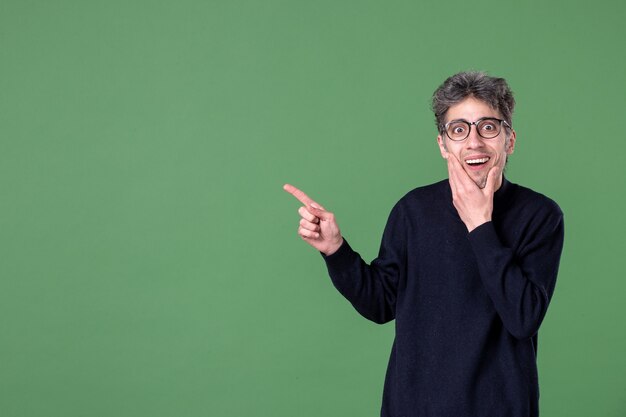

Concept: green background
[[1, 1, 624, 416]]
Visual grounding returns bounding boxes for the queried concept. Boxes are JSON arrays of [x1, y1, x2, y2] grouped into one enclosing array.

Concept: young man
[[284, 71, 564, 417]]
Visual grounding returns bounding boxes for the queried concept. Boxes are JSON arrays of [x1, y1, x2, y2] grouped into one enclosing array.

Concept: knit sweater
[[321, 178, 564, 417]]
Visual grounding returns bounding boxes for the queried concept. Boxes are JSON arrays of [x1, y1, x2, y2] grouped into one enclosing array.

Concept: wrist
[[322, 237, 344, 256], [467, 219, 490, 233]]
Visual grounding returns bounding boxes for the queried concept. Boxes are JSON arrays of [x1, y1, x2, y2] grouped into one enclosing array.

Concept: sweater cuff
[[467, 221, 503, 252], [320, 238, 359, 273]]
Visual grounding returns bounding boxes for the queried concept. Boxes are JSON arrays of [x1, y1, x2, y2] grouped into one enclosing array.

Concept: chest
[[399, 205, 520, 314]]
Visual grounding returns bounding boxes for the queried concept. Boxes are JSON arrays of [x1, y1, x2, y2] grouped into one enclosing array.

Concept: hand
[[283, 184, 344, 256], [445, 154, 501, 232]]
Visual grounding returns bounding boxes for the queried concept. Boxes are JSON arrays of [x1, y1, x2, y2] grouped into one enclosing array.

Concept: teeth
[[466, 157, 489, 164]]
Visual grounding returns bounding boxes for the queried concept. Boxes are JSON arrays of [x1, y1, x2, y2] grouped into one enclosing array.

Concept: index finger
[[447, 154, 475, 189], [283, 183, 317, 206]]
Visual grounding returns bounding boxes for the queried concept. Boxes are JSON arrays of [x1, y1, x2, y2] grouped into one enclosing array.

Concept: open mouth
[[465, 157, 490, 167]]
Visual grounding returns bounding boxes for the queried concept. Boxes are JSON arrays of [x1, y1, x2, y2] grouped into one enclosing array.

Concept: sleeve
[[320, 203, 407, 324], [467, 203, 565, 340]]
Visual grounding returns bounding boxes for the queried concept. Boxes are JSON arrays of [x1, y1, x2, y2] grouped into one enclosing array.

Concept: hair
[[431, 71, 515, 134]]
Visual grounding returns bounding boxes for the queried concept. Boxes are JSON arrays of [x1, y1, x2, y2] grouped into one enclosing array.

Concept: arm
[[444, 154, 565, 340], [284, 184, 403, 324], [468, 208, 564, 340], [321, 204, 406, 324]]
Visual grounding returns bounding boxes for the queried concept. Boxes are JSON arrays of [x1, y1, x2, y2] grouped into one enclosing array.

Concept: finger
[[307, 205, 334, 222], [446, 156, 461, 195], [447, 154, 468, 184], [300, 218, 321, 232], [485, 166, 500, 194], [298, 206, 320, 224], [447, 153, 462, 180], [298, 227, 320, 240], [283, 184, 320, 207], [448, 155, 476, 190], [309, 201, 326, 210]]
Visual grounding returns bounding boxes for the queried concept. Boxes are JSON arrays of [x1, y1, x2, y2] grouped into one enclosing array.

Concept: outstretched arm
[[283, 184, 402, 323]]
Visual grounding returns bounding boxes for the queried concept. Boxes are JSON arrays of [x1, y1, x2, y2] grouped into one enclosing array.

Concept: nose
[[465, 125, 484, 148]]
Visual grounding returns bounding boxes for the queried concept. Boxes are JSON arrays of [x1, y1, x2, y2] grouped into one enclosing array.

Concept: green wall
[[1, 1, 624, 416]]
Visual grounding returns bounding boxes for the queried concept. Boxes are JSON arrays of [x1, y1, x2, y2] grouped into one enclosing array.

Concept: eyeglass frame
[[440, 117, 512, 142]]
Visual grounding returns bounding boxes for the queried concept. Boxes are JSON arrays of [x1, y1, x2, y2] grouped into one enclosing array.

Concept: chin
[[473, 175, 488, 189]]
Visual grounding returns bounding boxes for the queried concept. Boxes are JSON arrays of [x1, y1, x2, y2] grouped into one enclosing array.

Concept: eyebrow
[[446, 116, 499, 124]]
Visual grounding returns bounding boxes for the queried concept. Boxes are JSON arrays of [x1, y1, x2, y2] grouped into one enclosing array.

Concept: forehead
[[445, 97, 501, 122]]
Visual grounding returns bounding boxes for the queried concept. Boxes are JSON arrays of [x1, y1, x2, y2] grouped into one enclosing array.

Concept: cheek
[[495, 153, 509, 169], [445, 143, 463, 158], [493, 144, 508, 165]]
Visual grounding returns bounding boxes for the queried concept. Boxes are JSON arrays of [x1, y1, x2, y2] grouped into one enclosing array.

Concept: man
[[284, 71, 564, 417]]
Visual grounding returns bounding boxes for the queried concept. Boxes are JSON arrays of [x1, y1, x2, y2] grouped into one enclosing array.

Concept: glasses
[[441, 117, 511, 141]]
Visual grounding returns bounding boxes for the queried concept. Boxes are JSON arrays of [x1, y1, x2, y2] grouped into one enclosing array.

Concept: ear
[[506, 129, 516, 155], [437, 134, 448, 159]]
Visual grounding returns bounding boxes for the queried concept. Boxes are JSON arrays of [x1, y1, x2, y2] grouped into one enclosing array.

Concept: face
[[437, 97, 516, 189]]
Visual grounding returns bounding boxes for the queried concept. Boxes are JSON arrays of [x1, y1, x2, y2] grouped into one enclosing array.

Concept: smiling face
[[437, 97, 516, 189]]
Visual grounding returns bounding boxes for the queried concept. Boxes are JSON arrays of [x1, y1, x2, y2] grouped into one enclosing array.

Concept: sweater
[[321, 178, 564, 417]]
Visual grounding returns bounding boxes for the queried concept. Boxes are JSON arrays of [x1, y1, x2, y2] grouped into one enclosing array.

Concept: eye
[[448, 122, 467, 134], [446, 121, 470, 140], [480, 122, 496, 131], [477, 119, 501, 137]]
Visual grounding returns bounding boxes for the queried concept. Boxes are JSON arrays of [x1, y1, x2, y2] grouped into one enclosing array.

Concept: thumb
[[308, 203, 331, 221], [485, 166, 500, 193]]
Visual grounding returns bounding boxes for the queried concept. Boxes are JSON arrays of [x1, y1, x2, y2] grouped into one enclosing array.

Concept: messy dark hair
[[432, 71, 515, 134]]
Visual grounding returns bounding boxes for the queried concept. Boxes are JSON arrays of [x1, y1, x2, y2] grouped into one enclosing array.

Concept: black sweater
[[322, 178, 564, 417]]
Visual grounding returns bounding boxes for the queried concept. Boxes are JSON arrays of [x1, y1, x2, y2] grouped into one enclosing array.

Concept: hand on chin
[[464, 168, 489, 189]]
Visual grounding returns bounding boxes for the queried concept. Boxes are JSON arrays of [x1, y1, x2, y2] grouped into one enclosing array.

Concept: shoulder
[[507, 181, 563, 219], [502, 181, 565, 246], [384, 179, 450, 223], [396, 179, 449, 209]]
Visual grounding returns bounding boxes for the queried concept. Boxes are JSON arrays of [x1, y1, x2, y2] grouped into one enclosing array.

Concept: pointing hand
[[283, 184, 343, 256]]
